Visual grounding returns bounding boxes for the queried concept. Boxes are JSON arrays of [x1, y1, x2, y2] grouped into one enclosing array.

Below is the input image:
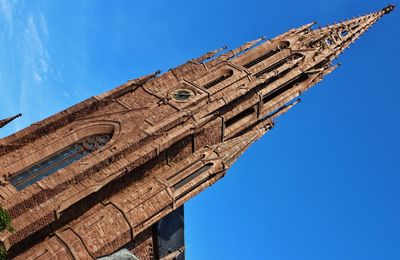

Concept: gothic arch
[[6, 121, 120, 191]]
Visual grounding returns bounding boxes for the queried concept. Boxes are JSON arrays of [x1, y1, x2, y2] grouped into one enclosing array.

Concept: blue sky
[[0, 1, 399, 259]]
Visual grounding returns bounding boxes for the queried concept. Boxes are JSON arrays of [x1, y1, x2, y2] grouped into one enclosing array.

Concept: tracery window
[[9, 134, 111, 191]]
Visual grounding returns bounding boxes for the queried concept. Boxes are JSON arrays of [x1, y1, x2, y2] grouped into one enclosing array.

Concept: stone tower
[[0, 5, 394, 259]]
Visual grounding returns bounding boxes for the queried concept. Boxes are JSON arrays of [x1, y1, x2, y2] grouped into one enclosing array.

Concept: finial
[[382, 4, 395, 14], [0, 113, 22, 129]]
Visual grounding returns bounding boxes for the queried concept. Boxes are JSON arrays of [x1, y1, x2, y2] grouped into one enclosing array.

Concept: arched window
[[9, 134, 111, 191]]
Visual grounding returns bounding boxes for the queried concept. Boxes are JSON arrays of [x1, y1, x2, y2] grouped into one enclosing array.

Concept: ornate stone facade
[[0, 5, 394, 259]]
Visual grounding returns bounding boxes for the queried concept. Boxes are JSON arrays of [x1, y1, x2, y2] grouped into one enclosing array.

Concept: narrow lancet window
[[173, 163, 213, 190], [9, 134, 111, 191]]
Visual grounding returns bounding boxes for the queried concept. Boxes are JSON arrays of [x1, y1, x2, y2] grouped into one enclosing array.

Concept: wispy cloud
[[22, 14, 50, 81], [0, 0, 16, 35], [17, 12, 53, 128], [0, 0, 56, 135]]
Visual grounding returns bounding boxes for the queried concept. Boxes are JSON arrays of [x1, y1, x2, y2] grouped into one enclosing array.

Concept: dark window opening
[[326, 38, 334, 45], [175, 175, 213, 201], [262, 74, 309, 104], [203, 69, 234, 89], [255, 53, 303, 78], [166, 154, 206, 181], [172, 163, 213, 190], [308, 39, 327, 49], [9, 134, 111, 191], [340, 30, 349, 37], [153, 206, 185, 260], [225, 107, 256, 129], [334, 35, 340, 41], [243, 41, 290, 69], [351, 24, 359, 31], [175, 169, 217, 201], [310, 60, 329, 71]]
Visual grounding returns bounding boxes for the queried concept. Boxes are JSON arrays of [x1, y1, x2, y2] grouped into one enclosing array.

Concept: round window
[[171, 89, 195, 102]]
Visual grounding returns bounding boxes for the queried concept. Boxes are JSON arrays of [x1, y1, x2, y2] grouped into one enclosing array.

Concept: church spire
[[291, 4, 395, 64], [0, 113, 22, 129], [0, 5, 393, 259]]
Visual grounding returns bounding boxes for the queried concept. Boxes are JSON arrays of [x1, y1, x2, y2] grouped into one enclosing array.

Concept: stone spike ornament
[[0, 5, 394, 259], [0, 113, 22, 129], [191, 45, 227, 64]]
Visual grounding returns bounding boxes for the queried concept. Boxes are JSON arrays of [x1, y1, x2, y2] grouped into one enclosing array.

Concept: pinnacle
[[192, 45, 227, 63], [0, 113, 22, 129], [215, 98, 301, 168]]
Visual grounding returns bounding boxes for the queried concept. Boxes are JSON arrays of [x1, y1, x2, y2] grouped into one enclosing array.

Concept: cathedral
[[0, 4, 394, 260]]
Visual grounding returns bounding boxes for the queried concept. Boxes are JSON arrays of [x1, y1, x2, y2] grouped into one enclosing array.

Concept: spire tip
[[383, 4, 395, 14]]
